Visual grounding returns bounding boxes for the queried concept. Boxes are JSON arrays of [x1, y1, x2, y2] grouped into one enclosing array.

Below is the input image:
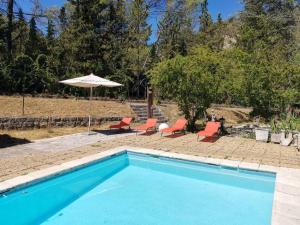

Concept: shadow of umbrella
[[0, 134, 31, 148]]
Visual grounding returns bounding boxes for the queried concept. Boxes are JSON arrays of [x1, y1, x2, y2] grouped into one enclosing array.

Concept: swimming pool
[[0, 151, 275, 225]]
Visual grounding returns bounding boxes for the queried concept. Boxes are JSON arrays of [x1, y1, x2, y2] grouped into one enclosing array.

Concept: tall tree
[[128, 0, 151, 97], [0, 13, 6, 61], [217, 13, 222, 24], [58, 6, 68, 32], [157, 0, 193, 60], [25, 17, 46, 59], [239, 0, 299, 117], [239, 0, 297, 56], [199, 0, 212, 32], [14, 8, 28, 56], [6, 0, 14, 62], [197, 0, 224, 50], [47, 19, 55, 43], [26, 17, 38, 58]]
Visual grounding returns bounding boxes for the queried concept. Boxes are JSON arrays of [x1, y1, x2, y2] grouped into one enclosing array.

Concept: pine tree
[[175, 0, 193, 55], [47, 19, 55, 43], [197, 3, 225, 51], [157, 10, 175, 59], [0, 13, 7, 62], [199, 0, 212, 32], [239, 0, 299, 117], [14, 9, 28, 56], [25, 17, 46, 59], [6, 0, 14, 62], [59, 6, 68, 32], [128, 0, 151, 97], [240, 0, 297, 56], [26, 17, 38, 58], [157, 0, 193, 60], [217, 13, 222, 25], [18, 8, 25, 22]]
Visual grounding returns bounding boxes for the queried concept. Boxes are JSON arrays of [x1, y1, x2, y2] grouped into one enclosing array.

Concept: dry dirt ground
[[0, 96, 133, 117], [160, 103, 251, 125], [0, 96, 251, 124]]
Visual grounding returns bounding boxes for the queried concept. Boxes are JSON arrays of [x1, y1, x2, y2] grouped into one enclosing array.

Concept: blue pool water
[[0, 152, 275, 225]]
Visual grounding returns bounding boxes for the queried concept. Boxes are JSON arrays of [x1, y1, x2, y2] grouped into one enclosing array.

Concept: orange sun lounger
[[135, 118, 157, 134], [109, 117, 133, 130], [197, 122, 221, 140], [161, 118, 187, 136]]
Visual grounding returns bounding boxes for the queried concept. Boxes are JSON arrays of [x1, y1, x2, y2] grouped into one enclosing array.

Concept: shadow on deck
[[0, 134, 31, 148]]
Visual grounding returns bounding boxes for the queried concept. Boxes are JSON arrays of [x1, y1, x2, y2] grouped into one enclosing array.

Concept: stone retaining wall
[[226, 125, 257, 138], [0, 116, 124, 130]]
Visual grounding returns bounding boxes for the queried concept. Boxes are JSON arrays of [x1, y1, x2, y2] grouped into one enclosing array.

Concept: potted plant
[[255, 127, 269, 142], [280, 115, 296, 146], [270, 118, 283, 143]]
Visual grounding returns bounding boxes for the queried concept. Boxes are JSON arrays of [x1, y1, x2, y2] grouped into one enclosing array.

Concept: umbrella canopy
[[59, 73, 122, 134], [59, 73, 122, 88]]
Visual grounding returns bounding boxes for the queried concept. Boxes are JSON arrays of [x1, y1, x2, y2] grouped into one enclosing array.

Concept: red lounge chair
[[197, 122, 221, 140], [135, 118, 157, 134], [161, 118, 187, 136], [109, 117, 132, 130]]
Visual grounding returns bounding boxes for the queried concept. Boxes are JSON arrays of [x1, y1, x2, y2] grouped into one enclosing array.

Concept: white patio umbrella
[[59, 73, 122, 133]]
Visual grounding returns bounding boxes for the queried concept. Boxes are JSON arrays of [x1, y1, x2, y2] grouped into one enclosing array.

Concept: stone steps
[[130, 104, 168, 123]]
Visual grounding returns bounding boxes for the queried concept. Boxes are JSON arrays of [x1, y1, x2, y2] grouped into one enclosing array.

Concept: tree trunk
[[7, 0, 14, 62], [22, 95, 25, 116], [187, 117, 197, 133]]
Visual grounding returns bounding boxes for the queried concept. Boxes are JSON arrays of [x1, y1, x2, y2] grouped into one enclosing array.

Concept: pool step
[[130, 104, 168, 123]]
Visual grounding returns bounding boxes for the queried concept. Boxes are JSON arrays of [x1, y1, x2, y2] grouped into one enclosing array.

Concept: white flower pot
[[270, 132, 283, 143], [255, 129, 269, 142]]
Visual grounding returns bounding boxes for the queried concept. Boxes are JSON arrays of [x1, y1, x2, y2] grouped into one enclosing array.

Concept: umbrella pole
[[88, 87, 93, 134]]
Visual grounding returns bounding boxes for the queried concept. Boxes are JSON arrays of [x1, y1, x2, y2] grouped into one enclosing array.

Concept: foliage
[[239, 0, 299, 118], [214, 48, 247, 105], [271, 113, 299, 133], [199, 0, 212, 32], [0, 0, 299, 122], [127, 0, 152, 97], [150, 47, 225, 131], [157, 0, 193, 60]]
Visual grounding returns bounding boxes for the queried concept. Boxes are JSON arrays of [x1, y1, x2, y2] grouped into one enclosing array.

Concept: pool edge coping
[[0, 145, 299, 225]]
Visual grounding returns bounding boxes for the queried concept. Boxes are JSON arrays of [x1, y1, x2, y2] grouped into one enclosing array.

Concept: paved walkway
[[0, 130, 136, 158]]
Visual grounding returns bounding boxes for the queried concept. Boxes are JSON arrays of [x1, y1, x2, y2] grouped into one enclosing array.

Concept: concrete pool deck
[[0, 132, 299, 182], [0, 146, 299, 225]]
